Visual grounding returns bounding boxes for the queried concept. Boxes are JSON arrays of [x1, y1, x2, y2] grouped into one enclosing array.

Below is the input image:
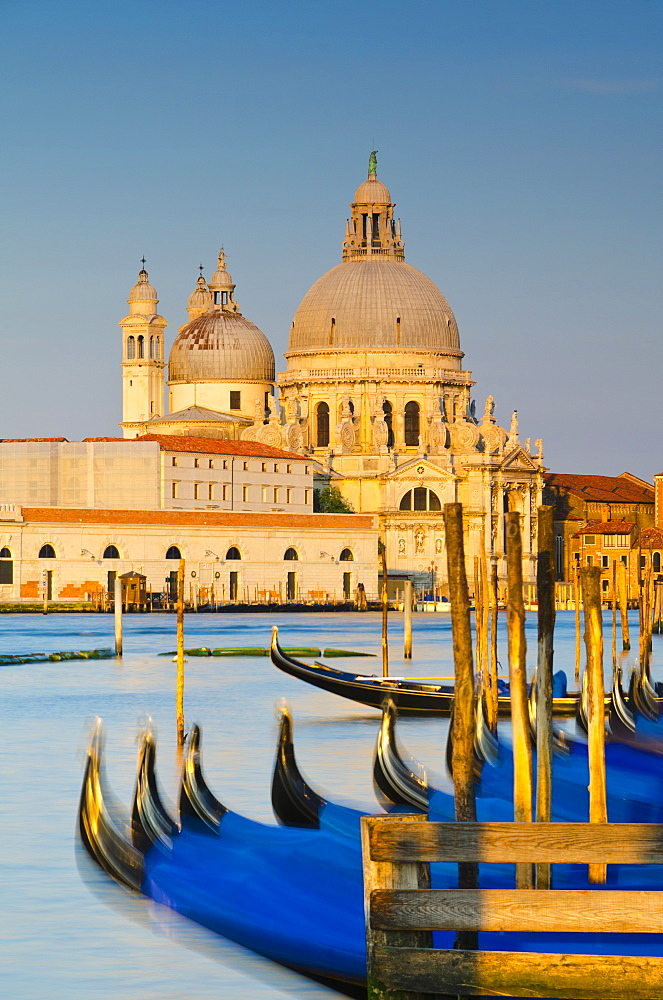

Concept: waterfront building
[[0, 505, 375, 606], [273, 157, 544, 590], [544, 472, 654, 587], [1, 155, 548, 600], [0, 436, 316, 513]]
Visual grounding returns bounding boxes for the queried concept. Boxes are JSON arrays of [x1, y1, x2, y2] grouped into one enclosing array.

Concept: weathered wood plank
[[368, 821, 663, 864], [361, 814, 438, 1000], [371, 946, 663, 1000], [371, 888, 663, 933]]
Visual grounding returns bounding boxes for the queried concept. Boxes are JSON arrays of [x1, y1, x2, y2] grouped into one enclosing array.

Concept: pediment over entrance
[[380, 458, 455, 484], [500, 447, 538, 472]]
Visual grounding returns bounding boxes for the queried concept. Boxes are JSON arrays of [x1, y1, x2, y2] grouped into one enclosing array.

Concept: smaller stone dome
[[128, 268, 158, 303], [209, 267, 234, 288], [354, 176, 392, 204], [169, 312, 275, 383], [188, 274, 213, 310]]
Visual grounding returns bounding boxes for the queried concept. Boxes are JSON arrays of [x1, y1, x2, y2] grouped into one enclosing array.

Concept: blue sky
[[0, 0, 661, 478]]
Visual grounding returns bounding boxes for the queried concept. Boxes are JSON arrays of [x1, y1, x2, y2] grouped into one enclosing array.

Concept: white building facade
[[0, 505, 377, 605]]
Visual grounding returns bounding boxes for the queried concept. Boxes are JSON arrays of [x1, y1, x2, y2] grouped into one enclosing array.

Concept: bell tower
[[119, 263, 167, 438]]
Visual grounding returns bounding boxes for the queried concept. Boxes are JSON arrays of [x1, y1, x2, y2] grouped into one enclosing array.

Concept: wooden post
[[619, 559, 631, 650], [404, 579, 413, 660], [361, 814, 437, 1000], [581, 565, 607, 883], [114, 575, 123, 656], [505, 511, 533, 889], [574, 563, 582, 685], [535, 506, 555, 889], [442, 502, 478, 950], [479, 548, 489, 697], [176, 559, 185, 748], [488, 560, 499, 734], [473, 556, 482, 685], [611, 560, 618, 674], [638, 559, 652, 679], [380, 540, 389, 677], [654, 580, 663, 635]]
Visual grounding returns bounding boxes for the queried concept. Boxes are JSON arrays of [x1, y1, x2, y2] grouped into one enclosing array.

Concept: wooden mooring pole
[[535, 506, 555, 889], [640, 560, 654, 679], [403, 579, 413, 660], [574, 563, 582, 685], [619, 558, 631, 651], [176, 558, 185, 747], [114, 575, 123, 656], [443, 502, 478, 951], [611, 560, 618, 674], [488, 559, 499, 734], [505, 511, 533, 889], [380, 540, 389, 677], [581, 565, 608, 884]]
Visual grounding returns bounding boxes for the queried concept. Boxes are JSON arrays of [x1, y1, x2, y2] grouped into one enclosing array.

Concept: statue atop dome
[[368, 150, 378, 176]]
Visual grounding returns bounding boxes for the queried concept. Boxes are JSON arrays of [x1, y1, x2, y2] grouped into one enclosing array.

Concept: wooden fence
[[362, 814, 663, 999]]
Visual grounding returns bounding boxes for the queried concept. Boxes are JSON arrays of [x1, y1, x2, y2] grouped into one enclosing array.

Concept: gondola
[[271, 706, 327, 829], [272, 680, 663, 837], [79, 720, 367, 997], [79, 719, 663, 997], [270, 702, 424, 836], [271, 626, 580, 716]]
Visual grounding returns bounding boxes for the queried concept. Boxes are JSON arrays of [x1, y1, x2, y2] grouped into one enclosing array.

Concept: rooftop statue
[[368, 150, 378, 176]]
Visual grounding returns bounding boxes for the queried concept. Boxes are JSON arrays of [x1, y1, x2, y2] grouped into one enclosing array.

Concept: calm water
[[0, 608, 657, 999]]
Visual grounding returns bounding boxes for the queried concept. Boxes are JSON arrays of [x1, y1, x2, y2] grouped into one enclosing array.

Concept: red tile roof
[[1, 437, 69, 443], [640, 526, 663, 547], [545, 472, 653, 505], [572, 520, 636, 537], [83, 433, 306, 460], [20, 507, 372, 529]]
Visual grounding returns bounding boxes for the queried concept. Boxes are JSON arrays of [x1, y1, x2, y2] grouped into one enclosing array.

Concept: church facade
[[119, 156, 544, 589]]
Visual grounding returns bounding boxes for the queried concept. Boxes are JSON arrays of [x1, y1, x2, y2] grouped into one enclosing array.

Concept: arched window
[[149, 336, 155, 359], [383, 400, 394, 448], [398, 488, 441, 512], [654, 552, 661, 574], [166, 545, 182, 559], [39, 544, 56, 558], [340, 548, 354, 561], [137, 335, 145, 359], [316, 402, 330, 447], [226, 546, 241, 560], [0, 547, 12, 585], [103, 545, 120, 559], [284, 547, 299, 560], [404, 401, 420, 446], [127, 336, 135, 359]]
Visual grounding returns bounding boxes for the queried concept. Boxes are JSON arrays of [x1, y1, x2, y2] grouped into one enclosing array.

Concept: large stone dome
[[288, 257, 461, 354], [169, 312, 275, 383]]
